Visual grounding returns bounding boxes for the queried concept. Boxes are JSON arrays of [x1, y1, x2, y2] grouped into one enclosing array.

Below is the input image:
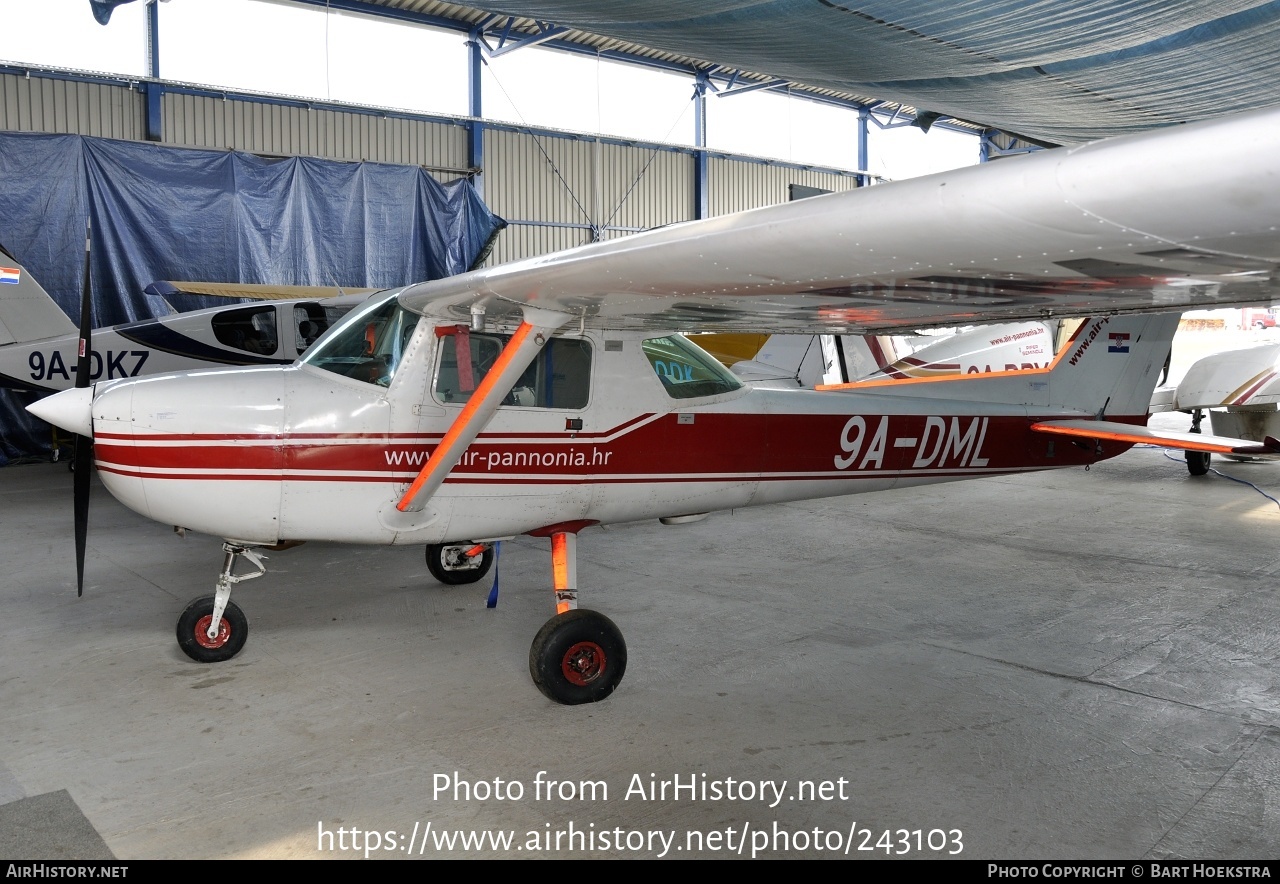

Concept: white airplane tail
[[1041, 314, 1181, 416], [0, 248, 77, 346], [824, 312, 1182, 418]]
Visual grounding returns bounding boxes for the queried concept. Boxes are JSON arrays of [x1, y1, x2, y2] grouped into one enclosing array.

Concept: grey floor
[[1, 412, 1278, 859]]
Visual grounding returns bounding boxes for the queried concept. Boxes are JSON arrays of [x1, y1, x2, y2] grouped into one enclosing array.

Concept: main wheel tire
[[425, 543, 494, 585], [529, 609, 627, 705], [176, 596, 249, 663], [1186, 449, 1211, 476]]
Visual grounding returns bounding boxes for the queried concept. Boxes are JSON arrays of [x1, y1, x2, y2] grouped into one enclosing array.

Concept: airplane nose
[[27, 386, 93, 438]]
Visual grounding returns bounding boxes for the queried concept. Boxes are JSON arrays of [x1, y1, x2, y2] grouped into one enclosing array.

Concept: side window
[[212, 305, 278, 355], [642, 335, 744, 400], [435, 331, 591, 409]]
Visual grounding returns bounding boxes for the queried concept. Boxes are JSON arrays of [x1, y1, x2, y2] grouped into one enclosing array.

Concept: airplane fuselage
[[83, 314, 1130, 547]]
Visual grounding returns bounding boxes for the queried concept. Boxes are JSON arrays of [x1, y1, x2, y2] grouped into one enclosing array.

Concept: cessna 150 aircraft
[[28, 106, 1280, 705]]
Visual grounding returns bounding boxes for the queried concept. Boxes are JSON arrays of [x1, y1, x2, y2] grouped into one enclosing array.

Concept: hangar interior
[[1, 0, 1279, 861]]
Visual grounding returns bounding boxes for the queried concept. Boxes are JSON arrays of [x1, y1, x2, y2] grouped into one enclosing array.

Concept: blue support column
[[144, 0, 162, 142], [467, 32, 485, 198], [693, 74, 709, 220], [856, 107, 869, 186], [980, 130, 992, 163]]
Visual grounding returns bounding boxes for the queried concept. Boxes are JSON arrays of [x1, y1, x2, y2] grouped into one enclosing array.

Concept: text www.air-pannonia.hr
[[384, 447, 613, 470]]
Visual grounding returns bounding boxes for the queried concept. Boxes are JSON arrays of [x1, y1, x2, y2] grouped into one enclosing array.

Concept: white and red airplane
[[27, 106, 1280, 705]]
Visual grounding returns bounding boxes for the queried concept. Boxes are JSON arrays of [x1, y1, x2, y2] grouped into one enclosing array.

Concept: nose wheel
[[176, 596, 248, 663], [175, 542, 266, 663]]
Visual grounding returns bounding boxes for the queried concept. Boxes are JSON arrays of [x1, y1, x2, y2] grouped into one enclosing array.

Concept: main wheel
[[1186, 449, 1211, 476], [426, 543, 493, 585], [529, 609, 627, 705], [176, 596, 249, 663]]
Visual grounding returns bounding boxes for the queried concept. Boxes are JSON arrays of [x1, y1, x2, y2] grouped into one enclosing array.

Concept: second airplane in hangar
[[0, 246, 372, 394]]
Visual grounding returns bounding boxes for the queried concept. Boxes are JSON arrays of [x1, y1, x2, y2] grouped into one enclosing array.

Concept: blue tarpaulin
[[87, 0, 139, 26], [0, 132, 504, 463]]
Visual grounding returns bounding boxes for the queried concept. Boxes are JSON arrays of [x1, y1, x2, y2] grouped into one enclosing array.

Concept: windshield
[[300, 291, 419, 387]]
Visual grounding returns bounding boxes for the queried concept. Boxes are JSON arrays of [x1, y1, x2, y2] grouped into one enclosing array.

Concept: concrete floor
[[1, 406, 1277, 860]]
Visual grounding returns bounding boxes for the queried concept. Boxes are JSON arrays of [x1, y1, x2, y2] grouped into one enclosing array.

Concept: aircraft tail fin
[[1039, 313, 1181, 416], [818, 312, 1182, 419], [0, 252, 77, 346]]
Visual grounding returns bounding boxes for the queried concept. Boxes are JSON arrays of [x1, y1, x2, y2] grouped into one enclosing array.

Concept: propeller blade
[[73, 222, 92, 596], [74, 432, 89, 596]]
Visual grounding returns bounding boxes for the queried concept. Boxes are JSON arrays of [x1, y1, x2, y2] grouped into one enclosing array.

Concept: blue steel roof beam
[[870, 106, 935, 130], [980, 131, 1043, 159], [494, 16, 517, 50], [715, 77, 790, 99], [872, 105, 905, 128], [483, 21, 572, 59]]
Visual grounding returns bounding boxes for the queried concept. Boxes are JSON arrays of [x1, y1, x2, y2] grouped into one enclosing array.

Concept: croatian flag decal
[[1108, 332, 1131, 353], [0, 267, 20, 285]]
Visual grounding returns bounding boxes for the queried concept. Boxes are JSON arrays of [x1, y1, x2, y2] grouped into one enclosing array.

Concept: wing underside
[[399, 107, 1280, 335]]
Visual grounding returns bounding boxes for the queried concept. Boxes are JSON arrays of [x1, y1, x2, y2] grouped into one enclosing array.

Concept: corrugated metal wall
[[163, 93, 470, 177], [707, 156, 859, 216], [0, 73, 144, 140], [484, 127, 695, 264], [0, 71, 869, 264]]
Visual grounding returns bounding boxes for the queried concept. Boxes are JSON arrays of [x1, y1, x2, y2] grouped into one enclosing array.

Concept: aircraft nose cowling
[[27, 386, 93, 437]]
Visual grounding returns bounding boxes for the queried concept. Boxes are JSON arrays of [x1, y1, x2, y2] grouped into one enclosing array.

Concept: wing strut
[[396, 307, 572, 513]]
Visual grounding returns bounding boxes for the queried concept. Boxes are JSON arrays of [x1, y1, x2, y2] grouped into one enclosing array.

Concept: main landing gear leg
[[176, 543, 266, 663], [529, 531, 627, 705], [1186, 408, 1211, 476]]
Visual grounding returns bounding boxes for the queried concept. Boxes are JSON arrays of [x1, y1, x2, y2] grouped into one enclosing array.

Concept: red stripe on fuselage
[[95, 412, 1140, 483]]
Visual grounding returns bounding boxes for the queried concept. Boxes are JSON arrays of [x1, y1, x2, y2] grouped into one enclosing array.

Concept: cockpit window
[[212, 305, 278, 355], [300, 291, 419, 387], [435, 330, 591, 409], [642, 335, 743, 400]]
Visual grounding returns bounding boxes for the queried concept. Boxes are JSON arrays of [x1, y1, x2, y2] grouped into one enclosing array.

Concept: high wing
[[399, 107, 1280, 334]]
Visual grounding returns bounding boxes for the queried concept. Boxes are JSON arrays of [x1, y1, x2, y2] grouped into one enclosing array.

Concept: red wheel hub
[[193, 614, 231, 649], [561, 641, 606, 686]]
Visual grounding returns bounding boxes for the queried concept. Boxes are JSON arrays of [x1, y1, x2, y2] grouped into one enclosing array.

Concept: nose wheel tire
[[426, 543, 494, 585], [530, 609, 627, 705], [176, 596, 249, 663]]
